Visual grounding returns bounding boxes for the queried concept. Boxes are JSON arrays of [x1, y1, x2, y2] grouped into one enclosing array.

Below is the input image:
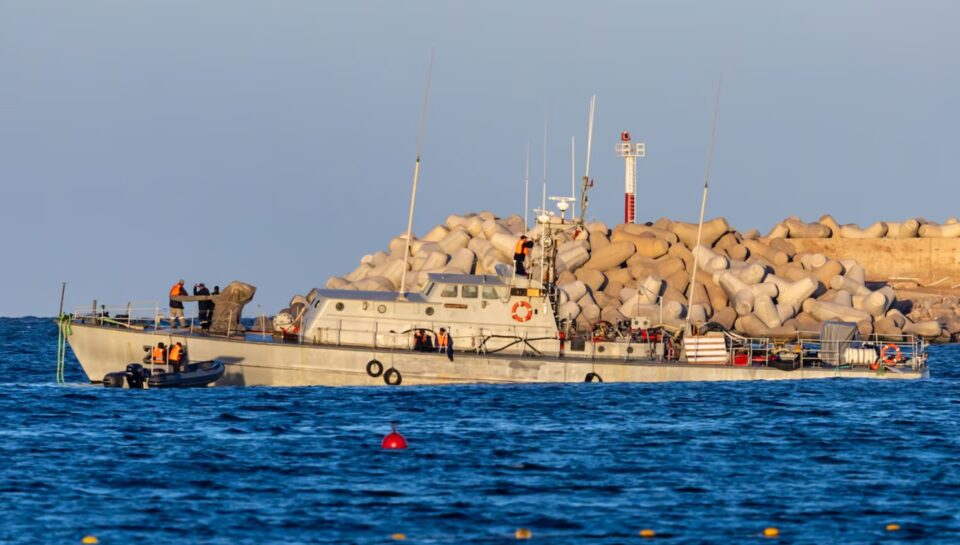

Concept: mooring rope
[[56, 314, 72, 384]]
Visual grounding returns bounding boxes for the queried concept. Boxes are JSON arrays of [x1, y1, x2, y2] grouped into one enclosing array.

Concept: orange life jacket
[[169, 344, 183, 363], [437, 332, 448, 348], [152, 347, 166, 364], [515, 240, 529, 256], [170, 283, 186, 297]]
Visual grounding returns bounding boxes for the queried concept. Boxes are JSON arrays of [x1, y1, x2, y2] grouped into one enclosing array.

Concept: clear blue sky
[[1, 1, 956, 317]]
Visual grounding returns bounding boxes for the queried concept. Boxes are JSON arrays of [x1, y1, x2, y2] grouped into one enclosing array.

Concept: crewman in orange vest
[[514, 236, 533, 276], [152, 342, 167, 365], [169, 279, 188, 328], [168, 342, 185, 373], [437, 328, 454, 362]]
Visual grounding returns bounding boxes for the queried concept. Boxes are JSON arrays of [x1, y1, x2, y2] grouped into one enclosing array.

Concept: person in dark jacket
[[513, 236, 534, 276], [437, 328, 454, 362], [193, 283, 212, 330]]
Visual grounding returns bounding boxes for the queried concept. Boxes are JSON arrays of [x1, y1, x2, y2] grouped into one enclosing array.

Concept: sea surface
[[2, 316, 960, 544]]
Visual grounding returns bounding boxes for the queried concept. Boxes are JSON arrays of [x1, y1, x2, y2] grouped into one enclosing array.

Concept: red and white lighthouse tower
[[615, 131, 645, 224]]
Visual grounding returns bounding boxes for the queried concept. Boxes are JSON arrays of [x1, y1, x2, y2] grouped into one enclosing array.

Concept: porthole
[[377, 304, 387, 314], [627, 346, 634, 354], [335, 302, 345, 311], [362, 301, 369, 310], [597, 345, 605, 353], [425, 307, 435, 316]]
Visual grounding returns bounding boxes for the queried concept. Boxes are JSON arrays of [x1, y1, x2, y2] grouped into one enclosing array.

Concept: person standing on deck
[[437, 328, 454, 362], [193, 283, 212, 330], [169, 279, 188, 328], [514, 236, 533, 276]]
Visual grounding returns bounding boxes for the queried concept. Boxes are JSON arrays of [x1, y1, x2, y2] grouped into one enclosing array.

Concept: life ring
[[879, 343, 901, 366], [584, 372, 603, 383], [511, 301, 533, 322], [366, 359, 383, 378], [383, 368, 402, 386]]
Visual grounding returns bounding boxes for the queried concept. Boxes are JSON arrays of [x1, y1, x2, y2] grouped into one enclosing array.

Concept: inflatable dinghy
[[102, 360, 224, 388]]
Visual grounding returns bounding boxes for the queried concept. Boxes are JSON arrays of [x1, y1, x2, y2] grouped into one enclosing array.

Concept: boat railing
[[718, 330, 925, 371], [70, 300, 198, 331]]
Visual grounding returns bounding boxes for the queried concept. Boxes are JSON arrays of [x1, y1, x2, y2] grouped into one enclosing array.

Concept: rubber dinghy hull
[[147, 360, 224, 388]]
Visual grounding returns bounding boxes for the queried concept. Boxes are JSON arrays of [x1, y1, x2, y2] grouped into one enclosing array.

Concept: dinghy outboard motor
[[125, 364, 150, 389]]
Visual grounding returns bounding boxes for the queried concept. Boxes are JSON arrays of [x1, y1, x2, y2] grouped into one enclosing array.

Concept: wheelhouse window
[[462, 285, 478, 298], [440, 285, 458, 298], [482, 286, 500, 300]]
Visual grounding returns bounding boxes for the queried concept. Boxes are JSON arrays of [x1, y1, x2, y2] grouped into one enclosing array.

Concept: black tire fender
[[584, 372, 603, 383], [383, 368, 402, 386], [366, 359, 384, 378]]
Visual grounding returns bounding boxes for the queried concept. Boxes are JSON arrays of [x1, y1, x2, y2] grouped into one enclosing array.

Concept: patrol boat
[[63, 212, 928, 386]]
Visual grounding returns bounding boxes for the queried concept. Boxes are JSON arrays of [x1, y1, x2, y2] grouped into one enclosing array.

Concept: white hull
[[66, 323, 927, 386]]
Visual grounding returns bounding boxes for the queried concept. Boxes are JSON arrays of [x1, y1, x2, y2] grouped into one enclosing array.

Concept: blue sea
[[2, 316, 959, 544]]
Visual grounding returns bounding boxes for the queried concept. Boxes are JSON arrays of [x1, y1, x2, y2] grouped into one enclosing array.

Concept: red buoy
[[381, 424, 408, 450]]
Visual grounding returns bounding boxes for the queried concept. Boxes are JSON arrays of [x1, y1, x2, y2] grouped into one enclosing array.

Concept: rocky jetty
[[276, 212, 959, 341]]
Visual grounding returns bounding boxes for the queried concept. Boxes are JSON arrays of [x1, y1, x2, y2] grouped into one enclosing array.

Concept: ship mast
[[578, 95, 596, 227], [685, 76, 723, 332], [398, 50, 435, 301]]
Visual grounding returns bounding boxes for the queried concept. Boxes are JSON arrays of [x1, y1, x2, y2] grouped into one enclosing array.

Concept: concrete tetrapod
[[785, 219, 832, 238], [803, 300, 872, 323], [715, 271, 755, 316], [884, 219, 920, 239], [560, 280, 588, 304], [610, 231, 671, 258], [735, 314, 798, 338], [767, 276, 817, 309], [619, 223, 680, 244], [797, 253, 827, 270], [710, 307, 738, 330], [583, 241, 636, 270], [694, 270, 728, 310], [874, 316, 904, 338], [754, 294, 782, 328], [671, 218, 730, 248], [743, 240, 789, 265], [919, 223, 960, 238], [903, 320, 944, 338], [839, 222, 888, 239], [817, 214, 842, 238], [830, 275, 871, 296]]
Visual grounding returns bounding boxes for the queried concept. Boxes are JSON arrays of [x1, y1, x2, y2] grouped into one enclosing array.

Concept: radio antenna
[[685, 75, 724, 330], [578, 95, 596, 225], [398, 49, 434, 300]]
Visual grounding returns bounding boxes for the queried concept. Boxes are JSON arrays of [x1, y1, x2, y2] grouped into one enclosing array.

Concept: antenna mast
[[685, 76, 724, 329], [398, 50, 434, 300], [579, 95, 596, 226]]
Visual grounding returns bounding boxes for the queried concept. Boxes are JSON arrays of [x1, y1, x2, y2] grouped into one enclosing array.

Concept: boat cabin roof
[[425, 273, 507, 286], [314, 274, 510, 304], [314, 289, 428, 303]]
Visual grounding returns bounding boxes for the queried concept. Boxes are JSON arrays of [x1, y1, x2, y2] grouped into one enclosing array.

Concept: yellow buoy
[[515, 528, 533, 540], [390, 533, 407, 541], [81, 537, 99, 545], [886, 523, 901, 532], [639, 528, 656, 538], [763, 527, 779, 538]]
